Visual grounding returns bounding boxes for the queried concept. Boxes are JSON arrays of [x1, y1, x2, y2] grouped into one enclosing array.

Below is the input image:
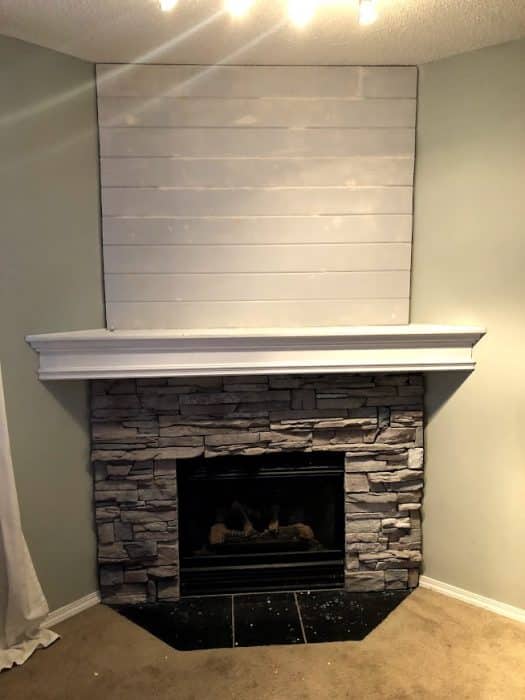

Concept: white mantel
[[26, 325, 485, 380]]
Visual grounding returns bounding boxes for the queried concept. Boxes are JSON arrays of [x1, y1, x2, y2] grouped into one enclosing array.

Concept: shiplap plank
[[105, 270, 410, 302], [361, 67, 418, 98], [103, 243, 411, 274], [106, 299, 409, 329], [96, 65, 362, 98], [97, 96, 416, 128], [103, 214, 413, 246], [97, 64, 416, 329], [102, 186, 412, 217], [99, 127, 414, 158], [100, 156, 414, 188]]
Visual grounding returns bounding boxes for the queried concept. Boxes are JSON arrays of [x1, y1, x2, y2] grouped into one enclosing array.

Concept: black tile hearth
[[117, 595, 233, 651], [234, 593, 304, 647], [296, 589, 410, 643], [114, 589, 411, 651]]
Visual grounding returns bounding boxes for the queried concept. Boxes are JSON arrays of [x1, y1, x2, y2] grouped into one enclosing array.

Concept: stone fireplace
[[91, 372, 424, 604]]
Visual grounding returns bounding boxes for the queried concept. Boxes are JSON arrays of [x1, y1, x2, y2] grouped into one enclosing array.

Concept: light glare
[[225, 0, 254, 18], [288, 0, 317, 28], [359, 0, 377, 26], [159, 0, 178, 11]]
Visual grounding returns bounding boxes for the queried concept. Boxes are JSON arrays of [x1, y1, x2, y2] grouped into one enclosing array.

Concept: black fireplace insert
[[177, 451, 345, 596]]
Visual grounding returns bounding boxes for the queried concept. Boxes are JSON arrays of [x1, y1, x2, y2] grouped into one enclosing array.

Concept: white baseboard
[[45, 591, 101, 629], [419, 576, 525, 624]]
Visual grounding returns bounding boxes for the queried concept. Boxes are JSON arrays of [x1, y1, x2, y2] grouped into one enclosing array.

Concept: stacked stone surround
[[91, 373, 424, 604]]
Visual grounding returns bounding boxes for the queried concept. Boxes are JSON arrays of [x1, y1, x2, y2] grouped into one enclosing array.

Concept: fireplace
[[91, 372, 424, 604], [177, 451, 345, 596]]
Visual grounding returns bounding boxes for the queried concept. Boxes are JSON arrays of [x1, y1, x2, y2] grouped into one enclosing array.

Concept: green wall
[[412, 39, 525, 608], [0, 35, 104, 610]]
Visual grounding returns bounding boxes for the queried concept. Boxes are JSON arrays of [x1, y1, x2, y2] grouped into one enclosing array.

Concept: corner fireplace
[[177, 451, 345, 596], [91, 372, 424, 604]]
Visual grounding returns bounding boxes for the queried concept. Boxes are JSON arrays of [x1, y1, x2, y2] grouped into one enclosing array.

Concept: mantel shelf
[[25, 325, 486, 380]]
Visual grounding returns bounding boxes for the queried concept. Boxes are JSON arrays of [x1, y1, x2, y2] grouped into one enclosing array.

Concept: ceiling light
[[288, 0, 317, 28], [359, 0, 377, 26], [225, 0, 254, 18], [159, 0, 178, 11]]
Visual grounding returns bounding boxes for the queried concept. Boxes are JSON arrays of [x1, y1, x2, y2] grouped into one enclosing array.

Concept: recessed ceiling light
[[359, 0, 377, 26], [225, 0, 254, 18], [159, 0, 178, 11], [288, 0, 317, 28]]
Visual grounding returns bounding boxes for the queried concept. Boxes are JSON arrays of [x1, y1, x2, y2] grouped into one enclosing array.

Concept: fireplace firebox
[[177, 452, 345, 596]]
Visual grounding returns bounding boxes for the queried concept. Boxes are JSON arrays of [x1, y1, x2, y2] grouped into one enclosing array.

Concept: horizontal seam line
[[105, 269, 411, 275], [99, 156, 414, 161], [107, 298, 410, 303], [101, 186, 412, 190], [104, 270, 411, 275], [103, 243, 411, 247]]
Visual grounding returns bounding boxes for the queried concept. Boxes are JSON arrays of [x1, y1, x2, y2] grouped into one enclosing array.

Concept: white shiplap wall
[[96, 65, 416, 329]]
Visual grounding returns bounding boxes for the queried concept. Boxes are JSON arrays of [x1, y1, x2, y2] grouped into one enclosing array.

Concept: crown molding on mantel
[[25, 325, 485, 380]]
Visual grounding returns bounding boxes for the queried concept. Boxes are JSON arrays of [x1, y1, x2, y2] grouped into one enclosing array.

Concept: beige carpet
[[1, 588, 524, 699]]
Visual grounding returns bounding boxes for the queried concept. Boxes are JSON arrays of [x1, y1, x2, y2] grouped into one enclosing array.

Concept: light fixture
[[288, 0, 317, 28], [159, 0, 178, 11], [359, 0, 377, 26], [225, 0, 254, 18]]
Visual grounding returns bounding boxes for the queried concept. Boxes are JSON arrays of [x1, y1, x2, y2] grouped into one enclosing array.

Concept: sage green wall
[[412, 39, 525, 608], [0, 35, 104, 610]]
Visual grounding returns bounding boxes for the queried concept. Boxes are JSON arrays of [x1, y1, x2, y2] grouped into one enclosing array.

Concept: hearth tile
[[115, 596, 233, 651], [296, 589, 410, 643], [234, 593, 304, 647]]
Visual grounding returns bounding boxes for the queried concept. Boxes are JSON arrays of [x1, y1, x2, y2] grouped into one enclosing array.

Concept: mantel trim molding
[[26, 325, 485, 380]]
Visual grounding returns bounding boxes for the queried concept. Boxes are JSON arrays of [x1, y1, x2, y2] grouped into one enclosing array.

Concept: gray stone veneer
[[91, 374, 424, 604]]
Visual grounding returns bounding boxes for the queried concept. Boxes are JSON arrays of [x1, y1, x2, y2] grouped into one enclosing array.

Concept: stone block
[[316, 397, 366, 409], [124, 569, 149, 583], [346, 519, 381, 533], [97, 522, 115, 544], [347, 542, 387, 554], [92, 395, 141, 410], [121, 508, 177, 524], [114, 521, 133, 541], [368, 469, 423, 487], [159, 436, 204, 447], [98, 543, 128, 563], [377, 427, 417, 444], [345, 571, 385, 592], [99, 565, 124, 586], [147, 566, 178, 578], [106, 464, 133, 477], [346, 493, 398, 514], [345, 533, 379, 544], [102, 583, 147, 605], [385, 569, 409, 590], [138, 485, 177, 501], [408, 569, 420, 588], [157, 544, 179, 565], [158, 580, 180, 601], [398, 503, 422, 512], [344, 473, 369, 493], [408, 448, 424, 469], [291, 390, 316, 410], [382, 517, 411, 530], [391, 410, 423, 427], [204, 432, 262, 447], [124, 541, 157, 560], [96, 505, 120, 522], [95, 490, 139, 504], [154, 459, 177, 477], [345, 555, 360, 571]]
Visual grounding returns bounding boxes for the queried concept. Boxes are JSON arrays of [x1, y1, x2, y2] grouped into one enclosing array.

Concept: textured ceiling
[[1, 0, 524, 65]]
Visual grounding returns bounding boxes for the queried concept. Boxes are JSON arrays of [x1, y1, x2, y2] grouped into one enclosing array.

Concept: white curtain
[[0, 363, 58, 672]]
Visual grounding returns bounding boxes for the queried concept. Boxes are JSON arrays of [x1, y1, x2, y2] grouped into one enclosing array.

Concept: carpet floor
[[1, 587, 524, 699]]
